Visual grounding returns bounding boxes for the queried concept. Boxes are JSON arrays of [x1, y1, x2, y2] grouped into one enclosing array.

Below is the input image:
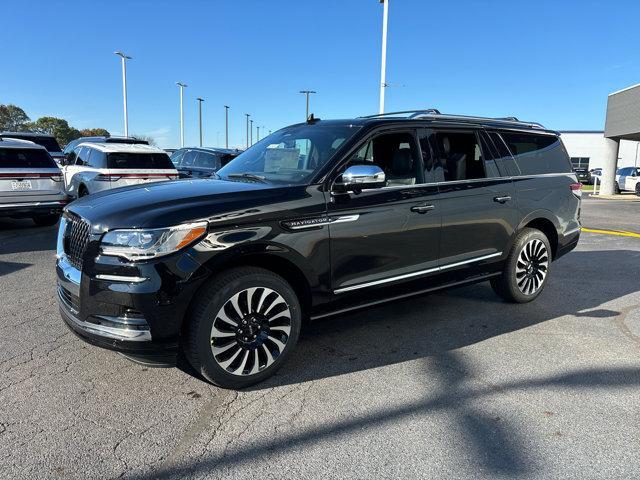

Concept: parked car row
[[615, 166, 640, 194], [170, 147, 241, 178]]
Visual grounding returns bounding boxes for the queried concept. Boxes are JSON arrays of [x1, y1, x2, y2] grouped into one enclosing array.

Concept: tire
[[184, 266, 301, 389], [635, 183, 640, 197], [78, 186, 89, 197], [614, 182, 621, 194], [491, 228, 552, 303], [32, 214, 59, 227]]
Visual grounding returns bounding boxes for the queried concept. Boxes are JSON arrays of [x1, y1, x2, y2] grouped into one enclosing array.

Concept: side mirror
[[333, 164, 386, 193], [59, 156, 68, 166]]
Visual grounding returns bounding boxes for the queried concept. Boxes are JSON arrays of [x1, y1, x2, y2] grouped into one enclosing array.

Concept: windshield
[[4, 135, 61, 152], [216, 124, 361, 185]]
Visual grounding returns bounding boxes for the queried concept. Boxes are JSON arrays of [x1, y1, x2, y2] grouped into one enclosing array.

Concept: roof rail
[[359, 109, 441, 119], [360, 109, 546, 129]]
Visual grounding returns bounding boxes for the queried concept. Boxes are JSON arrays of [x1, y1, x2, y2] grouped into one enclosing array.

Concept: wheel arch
[[517, 211, 560, 259]]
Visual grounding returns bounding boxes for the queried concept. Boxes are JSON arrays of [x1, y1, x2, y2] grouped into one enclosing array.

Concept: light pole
[[224, 105, 230, 149], [378, 0, 389, 114], [250, 119, 254, 145], [257, 125, 260, 142], [196, 97, 204, 147], [114, 51, 132, 136], [176, 82, 188, 147], [299, 90, 316, 120], [245, 114, 250, 149]]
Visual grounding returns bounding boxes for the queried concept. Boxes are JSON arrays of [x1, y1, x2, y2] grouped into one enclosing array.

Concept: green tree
[[80, 128, 110, 137], [0, 104, 30, 131], [25, 116, 81, 147]]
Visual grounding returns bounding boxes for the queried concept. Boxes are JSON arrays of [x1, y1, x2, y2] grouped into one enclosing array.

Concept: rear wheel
[[614, 182, 621, 194], [491, 228, 551, 303], [32, 214, 59, 227], [185, 267, 301, 389]]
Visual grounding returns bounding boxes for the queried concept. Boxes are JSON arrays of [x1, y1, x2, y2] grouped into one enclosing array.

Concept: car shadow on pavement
[[157, 249, 640, 478], [0, 260, 32, 277], [0, 218, 58, 255]]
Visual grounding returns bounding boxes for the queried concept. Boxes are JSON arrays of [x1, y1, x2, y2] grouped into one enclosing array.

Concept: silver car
[[0, 137, 68, 226]]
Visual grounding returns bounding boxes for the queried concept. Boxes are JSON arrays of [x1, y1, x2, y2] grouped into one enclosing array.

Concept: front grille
[[58, 285, 80, 314], [64, 214, 90, 270]]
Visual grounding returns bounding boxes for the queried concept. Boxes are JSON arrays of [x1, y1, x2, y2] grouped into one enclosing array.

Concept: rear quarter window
[[500, 132, 571, 175], [107, 152, 174, 169], [0, 148, 57, 168]]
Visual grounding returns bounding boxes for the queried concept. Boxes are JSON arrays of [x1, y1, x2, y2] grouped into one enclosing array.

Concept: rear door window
[[106, 152, 175, 169], [431, 130, 487, 181], [499, 132, 571, 175], [0, 148, 57, 168], [194, 152, 221, 169]]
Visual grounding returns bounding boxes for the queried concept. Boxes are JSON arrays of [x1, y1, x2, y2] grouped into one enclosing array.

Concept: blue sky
[[2, 0, 639, 148]]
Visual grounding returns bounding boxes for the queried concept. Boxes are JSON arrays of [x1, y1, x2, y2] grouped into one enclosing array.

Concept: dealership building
[[560, 131, 639, 170]]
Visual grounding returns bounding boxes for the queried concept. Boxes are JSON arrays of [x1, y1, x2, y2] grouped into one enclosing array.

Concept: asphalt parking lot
[[1, 196, 639, 479]]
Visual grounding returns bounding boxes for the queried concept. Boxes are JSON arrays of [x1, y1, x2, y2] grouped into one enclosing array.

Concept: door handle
[[410, 204, 435, 214], [493, 196, 511, 204]]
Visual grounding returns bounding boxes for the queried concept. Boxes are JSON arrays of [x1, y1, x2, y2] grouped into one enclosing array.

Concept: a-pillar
[[600, 137, 620, 195]]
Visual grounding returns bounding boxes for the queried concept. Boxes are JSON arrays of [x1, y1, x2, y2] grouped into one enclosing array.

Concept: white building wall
[[560, 131, 639, 170]]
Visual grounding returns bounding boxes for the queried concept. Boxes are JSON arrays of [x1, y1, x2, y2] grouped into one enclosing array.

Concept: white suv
[[61, 143, 179, 198], [0, 137, 67, 226]]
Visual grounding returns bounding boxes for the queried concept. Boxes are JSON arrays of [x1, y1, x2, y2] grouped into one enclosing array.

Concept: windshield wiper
[[226, 173, 268, 183]]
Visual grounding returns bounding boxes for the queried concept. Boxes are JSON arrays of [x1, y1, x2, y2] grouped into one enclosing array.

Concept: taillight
[[50, 174, 63, 182], [95, 174, 121, 181], [570, 182, 582, 197]]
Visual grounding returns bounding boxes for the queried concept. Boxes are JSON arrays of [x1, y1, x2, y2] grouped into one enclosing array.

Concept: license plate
[[11, 180, 32, 190]]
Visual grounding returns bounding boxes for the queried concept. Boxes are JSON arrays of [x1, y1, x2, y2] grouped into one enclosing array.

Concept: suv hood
[[67, 178, 293, 231]]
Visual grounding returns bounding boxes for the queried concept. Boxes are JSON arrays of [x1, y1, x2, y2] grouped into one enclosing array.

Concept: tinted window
[[106, 152, 174, 169], [88, 150, 107, 168], [500, 132, 571, 175], [477, 132, 501, 178], [0, 148, 57, 168], [194, 152, 221, 169], [170, 149, 186, 166], [2, 135, 61, 152], [487, 131, 520, 176], [76, 147, 90, 166], [432, 131, 486, 181], [182, 150, 198, 167]]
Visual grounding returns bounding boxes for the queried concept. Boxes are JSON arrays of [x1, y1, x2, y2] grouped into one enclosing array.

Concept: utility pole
[[379, 0, 389, 114], [245, 114, 250, 149], [176, 82, 188, 147], [114, 51, 132, 136], [299, 90, 316, 120], [196, 97, 204, 147], [224, 105, 230, 149], [250, 119, 254, 145], [257, 126, 260, 142]]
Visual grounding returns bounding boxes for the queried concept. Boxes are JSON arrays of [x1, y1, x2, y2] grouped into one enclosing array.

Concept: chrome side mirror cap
[[334, 164, 386, 193]]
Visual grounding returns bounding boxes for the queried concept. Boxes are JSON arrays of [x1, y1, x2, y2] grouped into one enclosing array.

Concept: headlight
[[101, 222, 207, 260]]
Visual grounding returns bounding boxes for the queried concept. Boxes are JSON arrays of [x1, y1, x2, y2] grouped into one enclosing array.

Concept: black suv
[[56, 110, 582, 389], [170, 147, 241, 178]]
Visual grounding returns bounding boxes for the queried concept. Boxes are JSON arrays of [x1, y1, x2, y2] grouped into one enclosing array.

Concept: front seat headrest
[[442, 137, 451, 155], [392, 149, 413, 176]]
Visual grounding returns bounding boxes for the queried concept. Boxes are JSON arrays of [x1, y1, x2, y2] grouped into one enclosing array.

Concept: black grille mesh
[[64, 215, 90, 270]]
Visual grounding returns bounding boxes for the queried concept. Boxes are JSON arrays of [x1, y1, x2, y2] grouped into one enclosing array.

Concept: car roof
[[77, 142, 166, 154], [177, 147, 242, 154], [287, 110, 558, 135], [0, 137, 47, 149], [0, 131, 56, 139]]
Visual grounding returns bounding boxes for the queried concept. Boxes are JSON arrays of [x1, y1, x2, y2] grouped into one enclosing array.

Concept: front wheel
[[615, 182, 621, 194], [185, 267, 301, 389], [491, 228, 552, 303], [635, 183, 640, 197]]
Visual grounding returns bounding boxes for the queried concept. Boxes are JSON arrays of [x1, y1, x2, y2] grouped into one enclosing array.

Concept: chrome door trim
[[333, 251, 502, 294]]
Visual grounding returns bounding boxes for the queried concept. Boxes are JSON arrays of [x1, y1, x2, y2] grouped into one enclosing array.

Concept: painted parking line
[[581, 227, 640, 239]]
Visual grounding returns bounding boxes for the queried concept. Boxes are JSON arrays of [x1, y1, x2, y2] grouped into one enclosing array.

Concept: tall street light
[[176, 82, 188, 147], [299, 90, 316, 120], [224, 105, 230, 149], [196, 97, 204, 147], [114, 51, 132, 137], [378, 0, 390, 114], [250, 119, 254, 145], [245, 114, 250, 149], [256, 125, 260, 142]]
